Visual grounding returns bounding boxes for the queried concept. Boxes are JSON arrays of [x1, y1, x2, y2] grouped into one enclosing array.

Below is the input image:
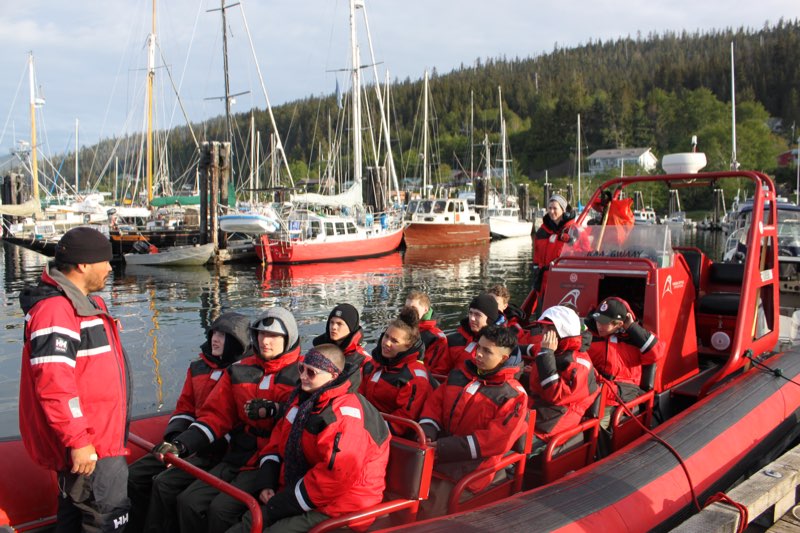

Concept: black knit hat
[[328, 303, 360, 333], [55, 227, 112, 264], [469, 293, 500, 323]]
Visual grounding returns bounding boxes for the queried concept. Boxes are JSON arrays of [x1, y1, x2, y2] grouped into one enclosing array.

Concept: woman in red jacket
[[232, 344, 390, 532], [533, 194, 576, 304], [360, 307, 436, 433]]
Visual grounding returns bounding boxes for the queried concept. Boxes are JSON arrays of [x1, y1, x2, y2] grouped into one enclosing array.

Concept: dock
[[673, 442, 800, 532]]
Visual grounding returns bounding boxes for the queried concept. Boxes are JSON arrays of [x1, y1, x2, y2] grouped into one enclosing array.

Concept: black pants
[[176, 462, 260, 533], [56, 456, 130, 533]]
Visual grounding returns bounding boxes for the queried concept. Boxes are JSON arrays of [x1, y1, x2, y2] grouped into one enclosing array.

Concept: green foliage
[[54, 20, 800, 209]]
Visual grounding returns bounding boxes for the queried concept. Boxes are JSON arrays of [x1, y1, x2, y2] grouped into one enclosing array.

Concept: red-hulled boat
[[4, 170, 800, 533], [402, 198, 490, 247], [255, 210, 404, 264]]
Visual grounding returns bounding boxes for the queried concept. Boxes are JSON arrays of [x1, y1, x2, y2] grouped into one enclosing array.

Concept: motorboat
[[403, 197, 490, 247], [124, 242, 215, 266]]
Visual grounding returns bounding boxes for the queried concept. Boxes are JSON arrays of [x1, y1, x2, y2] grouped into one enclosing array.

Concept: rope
[[705, 492, 749, 533], [598, 374, 702, 513]]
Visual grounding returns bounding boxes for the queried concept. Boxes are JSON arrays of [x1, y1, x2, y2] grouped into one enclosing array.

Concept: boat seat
[[707, 262, 744, 284], [309, 414, 434, 533], [697, 292, 741, 316], [525, 387, 605, 488], [675, 247, 703, 296], [440, 410, 536, 514]]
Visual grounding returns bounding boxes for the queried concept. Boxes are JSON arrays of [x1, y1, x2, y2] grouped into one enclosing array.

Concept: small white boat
[[219, 212, 279, 234], [124, 243, 215, 267], [487, 207, 534, 238]]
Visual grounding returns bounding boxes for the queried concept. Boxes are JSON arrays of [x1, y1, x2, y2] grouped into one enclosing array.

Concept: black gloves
[[152, 440, 186, 458], [244, 399, 279, 420]]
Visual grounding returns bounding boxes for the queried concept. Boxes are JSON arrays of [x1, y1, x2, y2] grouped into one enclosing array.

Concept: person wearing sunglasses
[[163, 307, 301, 533], [128, 311, 252, 533], [360, 307, 435, 436], [311, 303, 371, 382], [230, 344, 390, 532], [418, 325, 529, 519]]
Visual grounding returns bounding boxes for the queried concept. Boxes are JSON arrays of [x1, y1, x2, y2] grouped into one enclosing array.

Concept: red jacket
[[18, 264, 131, 472], [257, 378, 390, 521], [164, 354, 227, 440], [584, 317, 664, 404], [528, 336, 600, 439], [174, 347, 300, 469], [436, 319, 481, 376], [419, 360, 529, 492], [534, 214, 576, 292], [359, 337, 435, 432], [419, 318, 448, 370]]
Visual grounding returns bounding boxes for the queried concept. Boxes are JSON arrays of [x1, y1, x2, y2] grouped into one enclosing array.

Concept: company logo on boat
[[558, 289, 581, 309], [662, 275, 685, 297], [55, 338, 68, 353], [569, 273, 578, 283]]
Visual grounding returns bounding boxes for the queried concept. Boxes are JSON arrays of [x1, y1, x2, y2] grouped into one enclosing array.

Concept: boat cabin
[[404, 198, 482, 225]]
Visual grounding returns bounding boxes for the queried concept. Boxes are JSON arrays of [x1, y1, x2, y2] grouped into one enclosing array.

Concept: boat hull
[[488, 217, 534, 239], [124, 243, 215, 266], [256, 227, 403, 264], [392, 347, 800, 532], [403, 222, 490, 247]]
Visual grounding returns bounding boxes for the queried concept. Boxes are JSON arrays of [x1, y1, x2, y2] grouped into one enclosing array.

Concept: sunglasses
[[298, 362, 332, 379]]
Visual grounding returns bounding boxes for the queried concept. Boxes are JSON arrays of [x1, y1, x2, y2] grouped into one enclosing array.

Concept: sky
[[0, 0, 796, 159]]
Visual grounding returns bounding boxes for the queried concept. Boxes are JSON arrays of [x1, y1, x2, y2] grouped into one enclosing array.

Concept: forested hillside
[[67, 19, 800, 210]]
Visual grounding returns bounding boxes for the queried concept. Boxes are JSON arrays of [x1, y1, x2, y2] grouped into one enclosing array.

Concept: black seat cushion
[[697, 292, 740, 316]]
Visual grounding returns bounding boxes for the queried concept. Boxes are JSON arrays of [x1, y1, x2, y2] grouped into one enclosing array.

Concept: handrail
[[128, 433, 262, 533]]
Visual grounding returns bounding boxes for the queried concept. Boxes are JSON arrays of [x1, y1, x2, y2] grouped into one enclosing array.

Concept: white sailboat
[[486, 86, 533, 239]]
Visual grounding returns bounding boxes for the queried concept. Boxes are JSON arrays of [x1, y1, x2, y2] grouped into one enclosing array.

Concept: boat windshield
[[561, 223, 674, 268]]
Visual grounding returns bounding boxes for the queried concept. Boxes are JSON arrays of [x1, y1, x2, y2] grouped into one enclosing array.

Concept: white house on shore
[[587, 148, 658, 175]]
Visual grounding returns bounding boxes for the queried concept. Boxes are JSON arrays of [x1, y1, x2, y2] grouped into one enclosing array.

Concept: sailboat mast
[[470, 90, 474, 180], [498, 86, 507, 200], [28, 52, 40, 204], [221, 0, 233, 147], [349, 0, 362, 184], [75, 119, 79, 194], [146, 0, 156, 203], [422, 70, 429, 196], [249, 114, 255, 204], [577, 113, 582, 206], [730, 41, 738, 171]]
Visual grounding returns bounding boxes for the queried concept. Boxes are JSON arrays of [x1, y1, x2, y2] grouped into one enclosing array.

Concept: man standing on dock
[[18, 227, 131, 532]]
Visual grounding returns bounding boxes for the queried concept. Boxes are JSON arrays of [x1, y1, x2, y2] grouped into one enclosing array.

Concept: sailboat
[[485, 87, 533, 239], [254, 0, 403, 264], [402, 71, 489, 247]]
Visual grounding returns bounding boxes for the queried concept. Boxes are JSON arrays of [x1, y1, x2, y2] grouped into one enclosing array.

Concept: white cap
[[251, 317, 288, 336], [537, 306, 581, 338]]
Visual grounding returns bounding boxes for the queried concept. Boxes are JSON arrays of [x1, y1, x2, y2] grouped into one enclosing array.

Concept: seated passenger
[[419, 326, 528, 518], [230, 344, 390, 533], [437, 293, 501, 376], [171, 308, 301, 533], [488, 283, 535, 343], [584, 297, 663, 407], [404, 289, 448, 369], [127, 312, 251, 533], [360, 307, 436, 434], [312, 303, 371, 371], [528, 306, 600, 451]]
